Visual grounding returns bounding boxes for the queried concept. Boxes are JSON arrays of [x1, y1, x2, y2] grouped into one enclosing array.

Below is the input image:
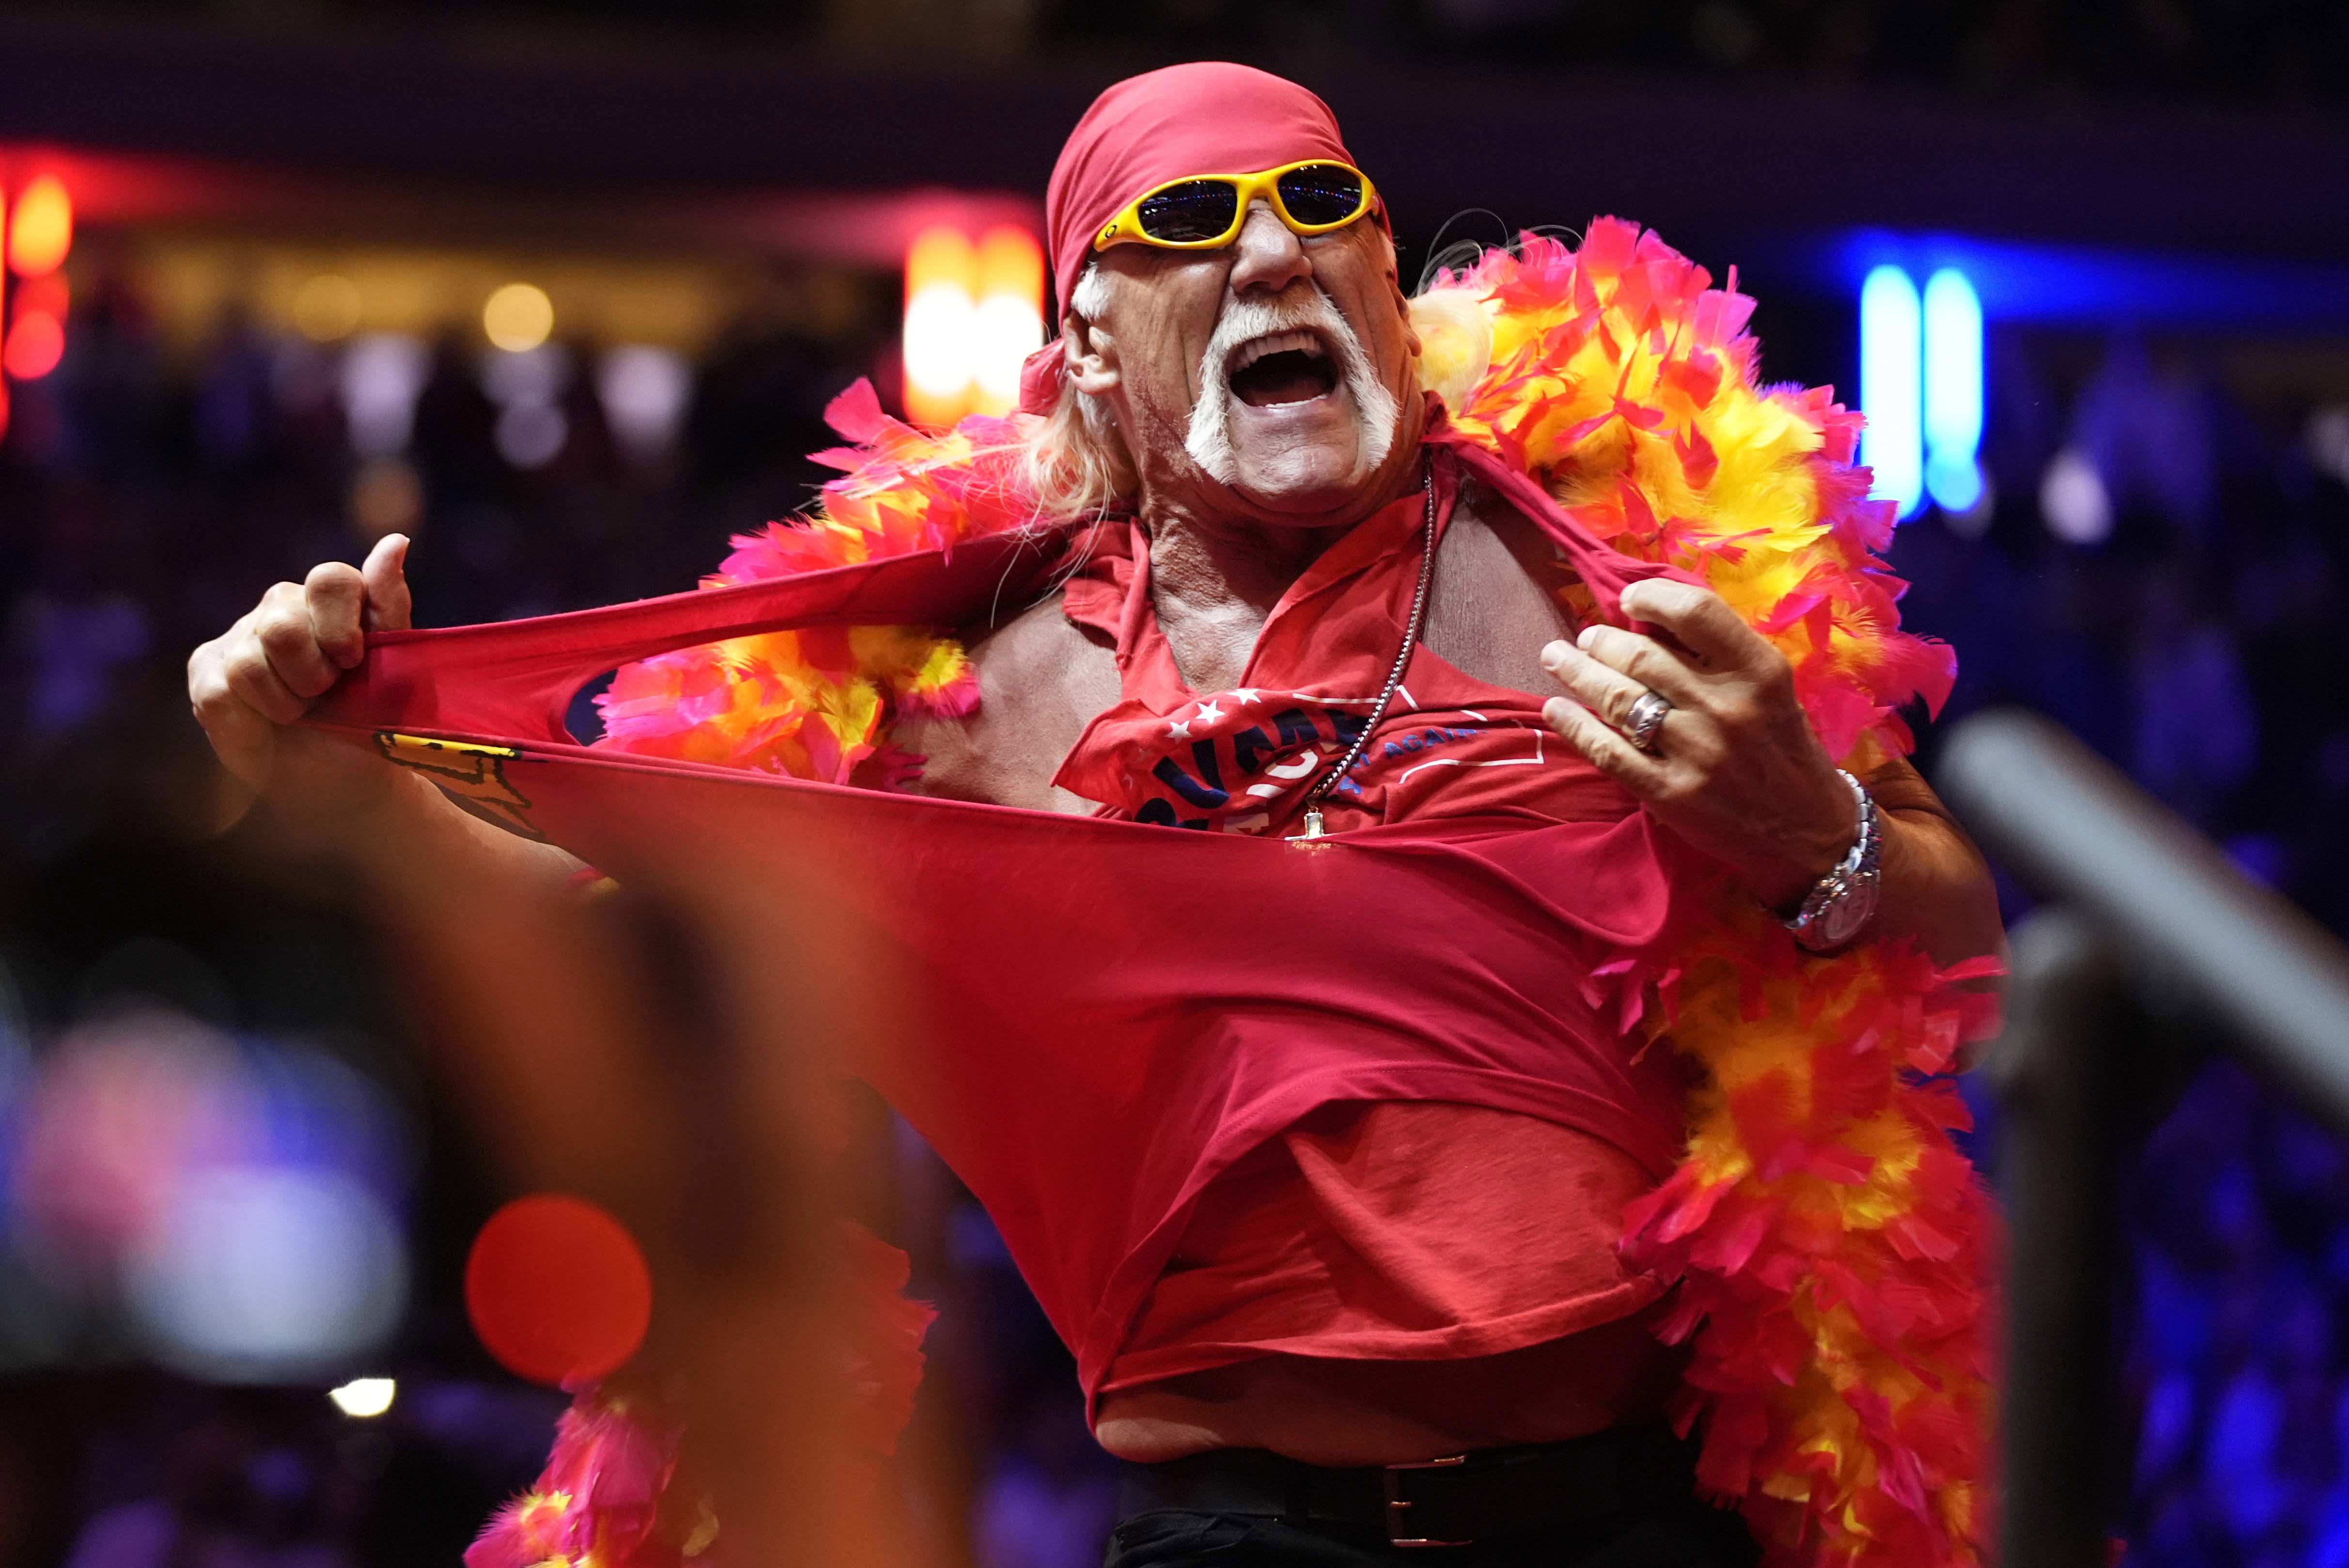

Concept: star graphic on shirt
[[1167, 718, 1192, 739], [1232, 688, 1262, 706], [1195, 699, 1225, 725]]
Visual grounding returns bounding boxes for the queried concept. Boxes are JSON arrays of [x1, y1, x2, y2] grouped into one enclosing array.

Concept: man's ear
[[1063, 310, 1120, 398], [1381, 235, 1421, 357], [1392, 275, 1422, 359]]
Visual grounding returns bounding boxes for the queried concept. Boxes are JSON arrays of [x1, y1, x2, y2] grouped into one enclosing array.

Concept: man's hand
[[188, 532, 413, 811], [1537, 577, 1858, 911]]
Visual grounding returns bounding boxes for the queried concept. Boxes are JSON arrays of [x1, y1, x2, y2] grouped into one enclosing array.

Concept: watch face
[[1816, 875, 1880, 947]]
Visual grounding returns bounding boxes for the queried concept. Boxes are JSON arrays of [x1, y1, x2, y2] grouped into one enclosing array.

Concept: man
[[191, 62, 2001, 1568]]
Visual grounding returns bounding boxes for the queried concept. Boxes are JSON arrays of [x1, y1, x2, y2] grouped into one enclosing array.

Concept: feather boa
[[540, 218, 1999, 1568]]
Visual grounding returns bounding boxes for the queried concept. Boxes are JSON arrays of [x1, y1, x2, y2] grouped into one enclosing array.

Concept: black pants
[[1103, 1495, 1760, 1567]]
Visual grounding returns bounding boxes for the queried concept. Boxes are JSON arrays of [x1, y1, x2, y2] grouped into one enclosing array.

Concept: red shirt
[[307, 437, 1702, 1423], [1054, 453, 1678, 1399]]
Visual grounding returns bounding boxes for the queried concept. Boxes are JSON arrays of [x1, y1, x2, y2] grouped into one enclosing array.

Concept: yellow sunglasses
[[1092, 159, 1380, 252]]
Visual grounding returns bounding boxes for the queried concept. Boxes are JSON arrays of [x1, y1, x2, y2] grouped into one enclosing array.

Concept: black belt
[[1115, 1424, 1699, 1549]]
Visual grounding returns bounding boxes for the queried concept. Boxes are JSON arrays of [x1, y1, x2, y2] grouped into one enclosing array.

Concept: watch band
[[1774, 770, 1883, 952]]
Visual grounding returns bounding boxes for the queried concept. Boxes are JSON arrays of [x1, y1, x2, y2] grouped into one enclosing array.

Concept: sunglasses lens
[[1136, 180, 1242, 244], [1276, 164, 1367, 228]]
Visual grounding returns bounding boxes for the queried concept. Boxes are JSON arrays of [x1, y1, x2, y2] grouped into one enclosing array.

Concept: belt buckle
[[1382, 1454, 1472, 1548]]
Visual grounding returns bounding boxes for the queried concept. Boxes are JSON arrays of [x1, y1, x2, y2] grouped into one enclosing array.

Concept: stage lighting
[[973, 226, 1045, 415], [903, 222, 1045, 426], [903, 226, 980, 427], [2040, 446, 2113, 545], [295, 275, 364, 343], [1860, 266, 1925, 520], [3, 306, 65, 381], [1923, 269, 1985, 514], [6, 176, 72, 279], [483, 282, 555, 353], [329, 1377, 397, 1418]]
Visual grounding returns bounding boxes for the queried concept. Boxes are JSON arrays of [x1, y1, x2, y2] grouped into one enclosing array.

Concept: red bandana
[[1019, 61, 1376, 416]]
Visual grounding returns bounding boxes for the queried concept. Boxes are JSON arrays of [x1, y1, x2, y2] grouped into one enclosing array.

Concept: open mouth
[[1226, 328, 1340, 409]]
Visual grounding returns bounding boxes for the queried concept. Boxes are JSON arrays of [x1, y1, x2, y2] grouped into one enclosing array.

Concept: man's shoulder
[[964, 587, 1110, 680], [896, 588, 1119, 811], [1423, 481, 1581, 698]]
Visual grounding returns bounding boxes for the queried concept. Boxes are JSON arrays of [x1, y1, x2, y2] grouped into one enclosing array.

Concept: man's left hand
[[1538, 577, 1858, 910]]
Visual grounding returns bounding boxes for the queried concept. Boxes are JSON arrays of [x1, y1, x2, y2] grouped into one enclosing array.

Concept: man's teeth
[[1229, 330, 1329, 374]]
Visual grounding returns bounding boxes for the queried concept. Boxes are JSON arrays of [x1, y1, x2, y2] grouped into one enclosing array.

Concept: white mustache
[[1185, 286, 1398, 483]]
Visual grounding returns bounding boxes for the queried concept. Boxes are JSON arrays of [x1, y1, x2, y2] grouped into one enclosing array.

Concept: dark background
[[2, 3, 2348, 1564]]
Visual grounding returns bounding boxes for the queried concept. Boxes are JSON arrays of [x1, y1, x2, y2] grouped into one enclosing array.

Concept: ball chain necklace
[[1293, 454, 1438, 841]]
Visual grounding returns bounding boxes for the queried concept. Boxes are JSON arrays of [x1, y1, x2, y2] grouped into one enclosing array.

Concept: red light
[[3, 311, 64, 380], [465, 1194, 653, 1386], [16, 273, 68, 326], [7, 177, 72, 279]]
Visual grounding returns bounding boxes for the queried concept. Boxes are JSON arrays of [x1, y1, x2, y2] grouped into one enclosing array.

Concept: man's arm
[[1535, 576, 2004, 971], [891, 593, 1122, 812], [188, 532, 586, 891]]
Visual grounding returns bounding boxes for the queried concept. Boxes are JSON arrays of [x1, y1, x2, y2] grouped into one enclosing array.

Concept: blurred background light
[[348, 455, 424, 540], [6, 175, 74, 278], [3, 1007, 417, 1383], [3, 305, 66, 381], [1859, 264, 1924, 520], [2040, 445, 2114, 545], [902, 223, 1043, 426], [482, 281, 554, 352], [1921, 268, 1984, 515], [482, 342, 574, 468], [903, 225, 980, 426], [496, 403, 569, 469], [124, 1164, 407, 1380], [2308, 405, 2349, 486], [972, 224, 1045, 415], [328, 1375, 397, 1418], [596, 343, 691, 463], [10, 1014, 260, 1283], [293, 273, 363, 342], [465, 1194, 651, 1387], [481, 341, 572, 410], [338, 332, 430, 457]]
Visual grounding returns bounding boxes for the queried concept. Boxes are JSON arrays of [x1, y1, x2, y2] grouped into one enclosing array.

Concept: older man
[[192, 62, 2000, 1568]]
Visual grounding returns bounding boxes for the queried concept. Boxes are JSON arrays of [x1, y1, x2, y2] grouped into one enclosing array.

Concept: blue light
[[1859, 265, 1923, 520], [1922, 269, 1984, 514]]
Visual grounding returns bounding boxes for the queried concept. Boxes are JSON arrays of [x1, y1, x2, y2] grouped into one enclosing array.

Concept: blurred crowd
[[75, 0, 2349, 106], [1892, 324, 2349, 1565], [3, 243, 2349, 1567]]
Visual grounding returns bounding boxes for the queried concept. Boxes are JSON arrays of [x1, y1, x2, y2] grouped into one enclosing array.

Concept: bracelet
[[1773, 770, 1883, 952]]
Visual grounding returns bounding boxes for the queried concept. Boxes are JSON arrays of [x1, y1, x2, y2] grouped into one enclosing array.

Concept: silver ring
[[1624, 688, 1673, 754]]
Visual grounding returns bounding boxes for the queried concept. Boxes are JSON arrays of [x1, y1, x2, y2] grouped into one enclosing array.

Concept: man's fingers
[[253, 582, 342, 700], [1551, 626, 1700, 712], [222, 637, 311, 725], [1618, 578, 1771, 671], [361, 533, 412, 632], [1541, 696, 1665, 790], [308, 561, 368, 670], [191, 677, 276, 785], [1541, 638, 1650, 731]]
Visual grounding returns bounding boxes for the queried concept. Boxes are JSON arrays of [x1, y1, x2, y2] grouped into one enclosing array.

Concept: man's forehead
[[1044, 63, 1360, 310]]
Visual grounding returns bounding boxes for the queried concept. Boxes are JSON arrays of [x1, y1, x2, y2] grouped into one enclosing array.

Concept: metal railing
[[1935, 709, 2349, 1568]]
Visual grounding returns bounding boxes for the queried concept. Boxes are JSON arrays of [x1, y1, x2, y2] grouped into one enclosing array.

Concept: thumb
[[362, 533, 413, 632]]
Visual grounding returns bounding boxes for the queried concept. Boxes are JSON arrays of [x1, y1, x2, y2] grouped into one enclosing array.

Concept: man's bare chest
[[895, 498, 1579, 813]]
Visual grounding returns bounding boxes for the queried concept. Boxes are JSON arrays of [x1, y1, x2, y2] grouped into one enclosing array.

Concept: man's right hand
[[188, 532, 414, 809]]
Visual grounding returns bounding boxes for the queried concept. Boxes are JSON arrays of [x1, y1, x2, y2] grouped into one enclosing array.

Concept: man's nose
[[1226, 201, 1310, 295]]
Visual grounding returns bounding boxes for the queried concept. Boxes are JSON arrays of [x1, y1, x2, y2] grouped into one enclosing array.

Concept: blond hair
[[1018, 268, 1136, 523]]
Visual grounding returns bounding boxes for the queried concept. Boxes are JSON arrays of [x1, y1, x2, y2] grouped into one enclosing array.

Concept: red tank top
[[1052, 457, 1672, 1396]]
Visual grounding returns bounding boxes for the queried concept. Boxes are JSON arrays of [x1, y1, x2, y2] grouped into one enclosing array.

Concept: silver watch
[[1774, 770, 1882, 952]]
